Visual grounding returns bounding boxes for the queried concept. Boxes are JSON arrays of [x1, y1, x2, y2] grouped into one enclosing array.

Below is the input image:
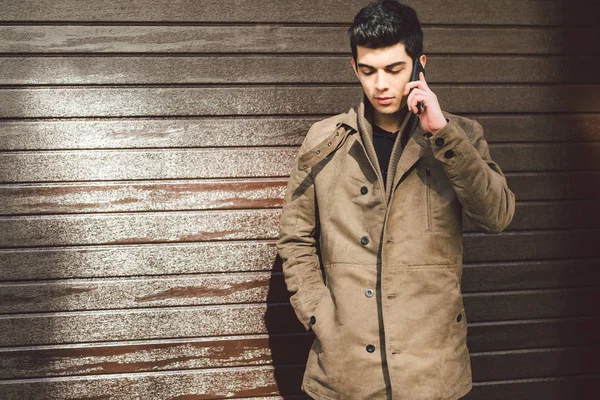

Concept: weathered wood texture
[[1, 334, 599, 379], [1, 86, 600, 119], [2, 56, 600, 85], [0, 143, 599, 183], [1, 115, 599, 151], [1, 26, 599, 55], [1, 295, 600, 346], [0, 0, 598, 398], [0, 0, 597, 25], [0, 172, 598, 215], [0, 365, 596, 400], [1, 261, 600, 314], [0, 231, 598, 281], [0, 201, 598, 248]]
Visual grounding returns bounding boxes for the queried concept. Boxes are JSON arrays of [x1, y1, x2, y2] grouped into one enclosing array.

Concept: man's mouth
[[375, 97, 394, 105]]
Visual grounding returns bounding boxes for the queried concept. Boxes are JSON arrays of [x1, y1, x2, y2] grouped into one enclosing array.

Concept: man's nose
[[375, 71, 389, 91]]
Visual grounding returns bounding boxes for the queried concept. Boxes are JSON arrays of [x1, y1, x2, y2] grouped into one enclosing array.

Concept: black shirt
[[372, 124, 400, 189]]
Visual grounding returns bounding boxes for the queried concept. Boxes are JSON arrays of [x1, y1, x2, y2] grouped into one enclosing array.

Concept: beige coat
[[277, 99, 515, 400]]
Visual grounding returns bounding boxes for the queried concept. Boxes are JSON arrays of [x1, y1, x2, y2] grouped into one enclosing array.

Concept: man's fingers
[[409, 93, 428, 114], [404, 80, 423, 94], [407, 92, 421, 114], [407, 88, 425, 108], [404, 79, 428, 95], [418, 71, 428, 89]]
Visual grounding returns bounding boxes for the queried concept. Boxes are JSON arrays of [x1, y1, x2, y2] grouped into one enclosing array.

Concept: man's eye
[[389, 69, 404, 74], [361, 70, 375, 76]]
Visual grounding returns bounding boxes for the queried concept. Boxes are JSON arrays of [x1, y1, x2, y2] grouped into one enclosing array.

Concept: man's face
[[352, 42, 419, 117]]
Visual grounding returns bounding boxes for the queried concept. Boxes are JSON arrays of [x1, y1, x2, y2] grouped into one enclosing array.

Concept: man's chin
[[371, 103, 401, 115]]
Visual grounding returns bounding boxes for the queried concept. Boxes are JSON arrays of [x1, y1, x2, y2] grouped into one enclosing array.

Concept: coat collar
[[352, 96, 427, 203], [298, 96, 428, 204]]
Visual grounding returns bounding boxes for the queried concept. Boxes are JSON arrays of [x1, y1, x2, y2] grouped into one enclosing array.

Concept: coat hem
[[302, 378, 472, 399], [454, 380, 473, 399], [302, 379, 339, 400]]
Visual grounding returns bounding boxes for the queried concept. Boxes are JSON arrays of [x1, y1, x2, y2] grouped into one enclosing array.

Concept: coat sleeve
[[277, 136, 327, 331], [429, 117, 516, 233]]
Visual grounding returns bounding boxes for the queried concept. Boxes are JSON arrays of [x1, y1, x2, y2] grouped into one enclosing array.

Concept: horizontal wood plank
[[499, 200, 600, 231], [1, 258, 599, 313], [0, 366, 596, 400], [0, 201, 597, 247], [463, 230, 600, 263], [0, 230, 597, 280], [1, 143, 599, 183], [1, 330, 599, 381], [1, 26, 598, 55], [0, 148, 299, 182], [0, 209, 282, 247], [0, 241, 280, 280], [0, 0, 596, 25], [1, 289, 599, 345], [507, 172, 600, 201], [2, 56, 599, 85], [0, 178, 288, 214], [0, 334, 303, 379], [0, 117, 313, 149], [1, 114, 598, 151], [0, 364, 303, 399], [462, 258, 600, 292], [463, 287, 600, 323], [467, 375, 600, 400], [474, 114, 600, 143], [0, 272, 287, 313], [0, 366, 598, 400], [1, 85, 599, 119], [1, 172, 598, 215], [0, 315, 598, 355], [472, 346, 600, 382]]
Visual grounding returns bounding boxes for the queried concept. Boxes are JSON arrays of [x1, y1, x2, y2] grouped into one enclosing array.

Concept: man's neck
[[373, 107, 409, 133]]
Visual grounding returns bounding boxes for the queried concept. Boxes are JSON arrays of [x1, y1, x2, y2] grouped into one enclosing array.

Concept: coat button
[[435, 137, 445, 147], [365, 288, 374, 298], [310, 315, 316, 325], [444, 149, 455, 159], [366, 344, 376, 353], [360, 186, 368, 195], [456, 313, 462, 323], [361, 236, 369, 245], [423, 132, 432, 138]]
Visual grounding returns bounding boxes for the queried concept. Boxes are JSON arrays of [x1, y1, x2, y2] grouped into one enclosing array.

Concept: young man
[[277, 1, 515, 399]]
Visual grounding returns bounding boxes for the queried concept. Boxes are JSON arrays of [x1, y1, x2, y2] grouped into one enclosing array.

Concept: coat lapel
[[389, 120, 427, 199]]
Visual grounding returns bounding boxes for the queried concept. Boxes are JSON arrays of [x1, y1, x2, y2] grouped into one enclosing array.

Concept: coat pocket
[[442, 306, 471, 393], [304, 288, 344, 392], [310, 289, 337, 352]]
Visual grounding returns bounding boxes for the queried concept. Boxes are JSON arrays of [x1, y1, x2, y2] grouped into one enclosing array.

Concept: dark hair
[[348, 0, 423, 62]]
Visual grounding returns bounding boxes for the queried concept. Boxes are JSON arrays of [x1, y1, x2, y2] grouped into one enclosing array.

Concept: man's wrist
[[430, 118, 449, 135]]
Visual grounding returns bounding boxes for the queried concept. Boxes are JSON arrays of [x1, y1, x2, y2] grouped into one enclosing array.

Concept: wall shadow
[[265, 254, 313, 399]]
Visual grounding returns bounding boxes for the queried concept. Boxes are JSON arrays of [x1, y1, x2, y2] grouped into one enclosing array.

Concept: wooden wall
[[0, 0, 599, 398]]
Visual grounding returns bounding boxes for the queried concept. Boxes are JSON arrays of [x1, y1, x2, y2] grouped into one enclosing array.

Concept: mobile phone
[[409, 56, 426, 114]]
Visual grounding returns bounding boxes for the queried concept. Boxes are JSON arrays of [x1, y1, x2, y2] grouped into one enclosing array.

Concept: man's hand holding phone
[[404, 70, 448, 134]]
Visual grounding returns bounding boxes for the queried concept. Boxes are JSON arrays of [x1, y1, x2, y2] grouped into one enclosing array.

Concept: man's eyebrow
[[386, 61, 407, 68], [357, 63, 375, 69], [357, 61, 407, 69]]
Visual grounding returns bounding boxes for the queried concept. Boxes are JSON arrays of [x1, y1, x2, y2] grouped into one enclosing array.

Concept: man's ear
[[420, 54, 427, 69], [351, 58, 360, 79]]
